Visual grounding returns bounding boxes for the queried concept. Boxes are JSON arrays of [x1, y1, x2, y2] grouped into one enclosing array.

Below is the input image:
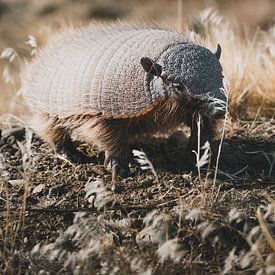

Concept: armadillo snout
[[208, 98, 227, 120], [210, 107, 226, 120]]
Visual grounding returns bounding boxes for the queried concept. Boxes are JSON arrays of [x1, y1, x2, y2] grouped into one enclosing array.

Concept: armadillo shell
[[21, 24, 190, 118]]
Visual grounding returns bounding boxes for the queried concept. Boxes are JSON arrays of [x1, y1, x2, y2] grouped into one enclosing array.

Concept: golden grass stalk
[[256, 207, 275, 252]]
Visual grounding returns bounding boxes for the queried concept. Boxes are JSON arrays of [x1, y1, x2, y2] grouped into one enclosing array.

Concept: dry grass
[[0, 0, 274, 274]]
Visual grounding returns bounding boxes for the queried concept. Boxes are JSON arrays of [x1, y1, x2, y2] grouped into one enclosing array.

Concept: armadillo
[[21, 23, 226, 181]]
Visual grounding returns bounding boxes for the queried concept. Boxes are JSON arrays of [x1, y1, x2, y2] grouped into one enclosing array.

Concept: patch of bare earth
[[0, 118, 274, 274]]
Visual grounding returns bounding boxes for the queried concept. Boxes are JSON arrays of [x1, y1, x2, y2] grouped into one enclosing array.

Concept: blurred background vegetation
[[1, 0, 275, 49], [0, 0, 275, 116]]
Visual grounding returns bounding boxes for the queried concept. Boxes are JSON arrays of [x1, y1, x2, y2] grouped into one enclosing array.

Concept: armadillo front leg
[[104, 148, 129, 181], [55, 138, 93, 164], [101, 120, 130, 181], [188, 115, 215, 158], [43, 121, 94, 164]]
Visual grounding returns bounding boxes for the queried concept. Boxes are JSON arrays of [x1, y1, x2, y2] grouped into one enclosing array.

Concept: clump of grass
[[157, 238, 186, 263], [0, 125, 34, 274], [85, 177, 115, 210], [132, 149, 159, 183], [28, 178, 154, 274], [0, 48, 21, 85], [223, 199, 275, 274]]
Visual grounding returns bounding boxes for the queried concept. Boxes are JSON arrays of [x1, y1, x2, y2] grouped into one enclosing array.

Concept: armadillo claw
[[112, 164, 119, 182], [104, 150, 110, 168], [105, 154, 129, 181]]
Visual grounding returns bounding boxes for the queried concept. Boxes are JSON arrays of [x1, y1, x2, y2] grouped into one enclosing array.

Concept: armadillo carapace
[[22, 23, 226, 181]]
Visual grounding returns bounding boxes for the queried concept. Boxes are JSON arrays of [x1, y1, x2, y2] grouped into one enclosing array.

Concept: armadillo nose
[[211, 108, 226, 120], [208, 97, 226, 120]]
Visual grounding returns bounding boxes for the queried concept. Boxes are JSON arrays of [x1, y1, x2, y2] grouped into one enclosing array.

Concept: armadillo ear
[[214, 44, 222, 60], [140, 57, 162, 77]]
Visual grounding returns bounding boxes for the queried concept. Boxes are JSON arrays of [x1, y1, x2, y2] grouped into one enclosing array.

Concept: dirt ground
[[0, 118, 274, 274], [0, 0, 275, 274]]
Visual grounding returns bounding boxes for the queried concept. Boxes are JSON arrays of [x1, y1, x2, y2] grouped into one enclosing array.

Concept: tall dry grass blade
[[212, 89, 229, 194], [192, 114, 201, 180], [177, 0, 183, 32], [256, 207, 275, 251], [132, 149, 159, 183]]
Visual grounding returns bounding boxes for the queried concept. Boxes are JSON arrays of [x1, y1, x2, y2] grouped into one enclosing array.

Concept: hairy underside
[[31, 96, 219, 180]]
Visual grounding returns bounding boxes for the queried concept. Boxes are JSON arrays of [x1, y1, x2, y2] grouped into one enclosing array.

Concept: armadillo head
[[140, 43, 227, 120]]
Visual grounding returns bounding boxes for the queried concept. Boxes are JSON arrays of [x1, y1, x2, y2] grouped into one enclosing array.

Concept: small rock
[[32, 183, 46, 194], [8, 179, 26, 187]]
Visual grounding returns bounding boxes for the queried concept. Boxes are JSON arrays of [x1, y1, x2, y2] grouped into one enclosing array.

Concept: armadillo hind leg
[[37, 116, 94, 164], [55, 137, 94, 164]]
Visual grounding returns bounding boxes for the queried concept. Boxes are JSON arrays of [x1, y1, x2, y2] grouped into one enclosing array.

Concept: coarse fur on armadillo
[[21, 23, 226, 180]]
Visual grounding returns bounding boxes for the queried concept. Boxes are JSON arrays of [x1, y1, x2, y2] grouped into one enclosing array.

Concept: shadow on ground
[[136, 131, 274, 182]]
